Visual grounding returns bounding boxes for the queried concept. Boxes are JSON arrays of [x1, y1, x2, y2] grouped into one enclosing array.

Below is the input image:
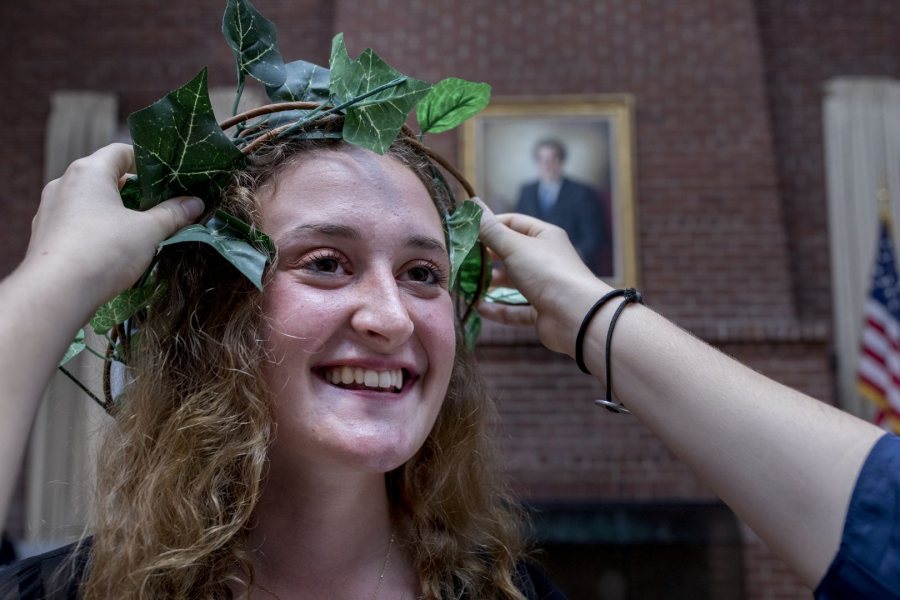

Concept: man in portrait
[[516, 138, 610, 275]]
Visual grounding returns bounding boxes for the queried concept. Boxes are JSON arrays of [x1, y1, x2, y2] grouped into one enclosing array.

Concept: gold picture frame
[[461, 96, 638, 287]]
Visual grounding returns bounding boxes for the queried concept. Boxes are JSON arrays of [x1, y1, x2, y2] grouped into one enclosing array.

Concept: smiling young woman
[[47, 127, 555, 599]]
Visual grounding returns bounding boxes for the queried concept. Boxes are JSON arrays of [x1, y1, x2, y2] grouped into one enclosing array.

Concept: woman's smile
[[315, 361, 416, 393]]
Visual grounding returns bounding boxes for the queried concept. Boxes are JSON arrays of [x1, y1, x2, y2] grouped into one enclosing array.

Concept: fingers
[[118, 174, 137, 189], [48, 144, 135, 210], [475, 196, 566, 260], [494, 212, 565, 240], [145, 196, 205, 239], [90, 143, 136, 178], [476, 198, 520, 258], [477, 300, 538, 327], [490, 270, 513, 289]]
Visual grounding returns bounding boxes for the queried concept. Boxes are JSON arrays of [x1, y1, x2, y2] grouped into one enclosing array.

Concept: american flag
[[857, 214, 900, 433]]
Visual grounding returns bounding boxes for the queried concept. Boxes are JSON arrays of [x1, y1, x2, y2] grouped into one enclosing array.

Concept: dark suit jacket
[[516, 177, 610, 275]]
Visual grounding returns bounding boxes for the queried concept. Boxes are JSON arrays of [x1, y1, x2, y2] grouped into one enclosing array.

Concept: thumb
[[145, 196, 205, 239], [474, 197, 518, 259]]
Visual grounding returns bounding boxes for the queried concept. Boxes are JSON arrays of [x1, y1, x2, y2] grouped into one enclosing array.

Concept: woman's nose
[[349, 269, 415, 350]]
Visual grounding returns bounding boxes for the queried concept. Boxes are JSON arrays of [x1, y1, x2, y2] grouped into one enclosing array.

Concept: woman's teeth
[[324, 366, 403, 391]]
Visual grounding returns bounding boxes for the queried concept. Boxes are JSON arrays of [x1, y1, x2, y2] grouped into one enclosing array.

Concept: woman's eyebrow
[[406, 234, 446, 253], [277, 224, 446, 254], [277, 223, 360, 244]]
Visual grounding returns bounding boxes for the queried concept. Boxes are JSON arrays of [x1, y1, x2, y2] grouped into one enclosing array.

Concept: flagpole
[[878, 174, 891, 220]]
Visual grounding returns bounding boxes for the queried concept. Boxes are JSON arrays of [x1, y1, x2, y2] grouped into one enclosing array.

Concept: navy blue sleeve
[[0, 540, 89, 600], [815, 433, 900, 599], [515, 560, 568, 600]]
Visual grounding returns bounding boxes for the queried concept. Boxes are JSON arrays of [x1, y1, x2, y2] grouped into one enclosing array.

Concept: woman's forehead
[[258, 148, 445, 241]]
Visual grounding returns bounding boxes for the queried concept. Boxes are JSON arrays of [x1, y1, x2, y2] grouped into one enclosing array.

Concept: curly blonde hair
[[82, 130, 530, 599]]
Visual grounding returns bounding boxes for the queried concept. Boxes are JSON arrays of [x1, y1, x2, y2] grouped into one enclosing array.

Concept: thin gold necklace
[[250, 531, 397, 600], [370, 531, 395, 600]]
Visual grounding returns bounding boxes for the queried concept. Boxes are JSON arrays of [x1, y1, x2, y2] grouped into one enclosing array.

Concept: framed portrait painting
[[461, 96, 637, 286]]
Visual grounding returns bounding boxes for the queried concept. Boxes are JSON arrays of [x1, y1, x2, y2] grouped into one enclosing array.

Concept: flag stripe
[[861, 343, 887, 367]]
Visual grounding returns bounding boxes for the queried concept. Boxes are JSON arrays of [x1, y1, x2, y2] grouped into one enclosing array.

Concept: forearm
[[581, 301, 883, 587], [0, 262, 98, 526]]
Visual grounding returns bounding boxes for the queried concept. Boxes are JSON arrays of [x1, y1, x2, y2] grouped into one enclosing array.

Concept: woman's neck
[[241, 460, 415, 599]]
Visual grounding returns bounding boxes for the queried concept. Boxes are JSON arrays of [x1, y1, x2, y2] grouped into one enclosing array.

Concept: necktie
[[539, 185, 554, 216]]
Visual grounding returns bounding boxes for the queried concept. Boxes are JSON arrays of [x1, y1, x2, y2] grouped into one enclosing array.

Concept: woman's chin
[[270, 427, 424, 475], [335, 435, 422, 473]]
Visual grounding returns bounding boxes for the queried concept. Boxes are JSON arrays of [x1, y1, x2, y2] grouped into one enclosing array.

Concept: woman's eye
[[408, 266, 434, 283], [404, 262, 446, 286], [296, 250, 349, 275], [310, 257, 341, 273]]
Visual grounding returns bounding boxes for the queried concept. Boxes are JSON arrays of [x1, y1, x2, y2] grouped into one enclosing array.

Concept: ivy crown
[[63, 0, 517, 413]]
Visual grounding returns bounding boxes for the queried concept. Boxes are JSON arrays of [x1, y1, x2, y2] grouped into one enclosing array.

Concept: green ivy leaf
[[457, 241, 490, 352], [209, 209, 276, 258], [222, 0, 287, 88], [128, 68, 246, 210], [60, 329, 86, 366], [90, 280, 165, 336], [484, 287, 528, 305], [329, 33, 432, 154], [463, 313, 481, 352], [120, 176, 142, 210], [158, 211, 272, 290], [267, 59, 330, 103], [328, 33, 353, 94], [457, 241, 491, 299], [418, 77, 491, 135], [446, 200, 482, 289]]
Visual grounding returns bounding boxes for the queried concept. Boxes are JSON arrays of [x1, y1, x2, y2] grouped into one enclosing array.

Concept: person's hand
[[476, 199, 612, 357], [23, 143, 205, 311]]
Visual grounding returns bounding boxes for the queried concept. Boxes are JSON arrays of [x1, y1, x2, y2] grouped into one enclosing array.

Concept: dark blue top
[[0, 536, 566, 599], [815, 433, 900, 599]]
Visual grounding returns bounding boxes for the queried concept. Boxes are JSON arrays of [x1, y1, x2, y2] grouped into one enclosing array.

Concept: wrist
[[575, 289, 642, 374], [15, 252, 109, 326], [547, 277, 614, 358]]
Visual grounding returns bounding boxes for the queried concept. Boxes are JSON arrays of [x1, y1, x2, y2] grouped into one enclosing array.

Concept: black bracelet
[[574, 288, 644, 414], [575, 289, 627, 374]]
